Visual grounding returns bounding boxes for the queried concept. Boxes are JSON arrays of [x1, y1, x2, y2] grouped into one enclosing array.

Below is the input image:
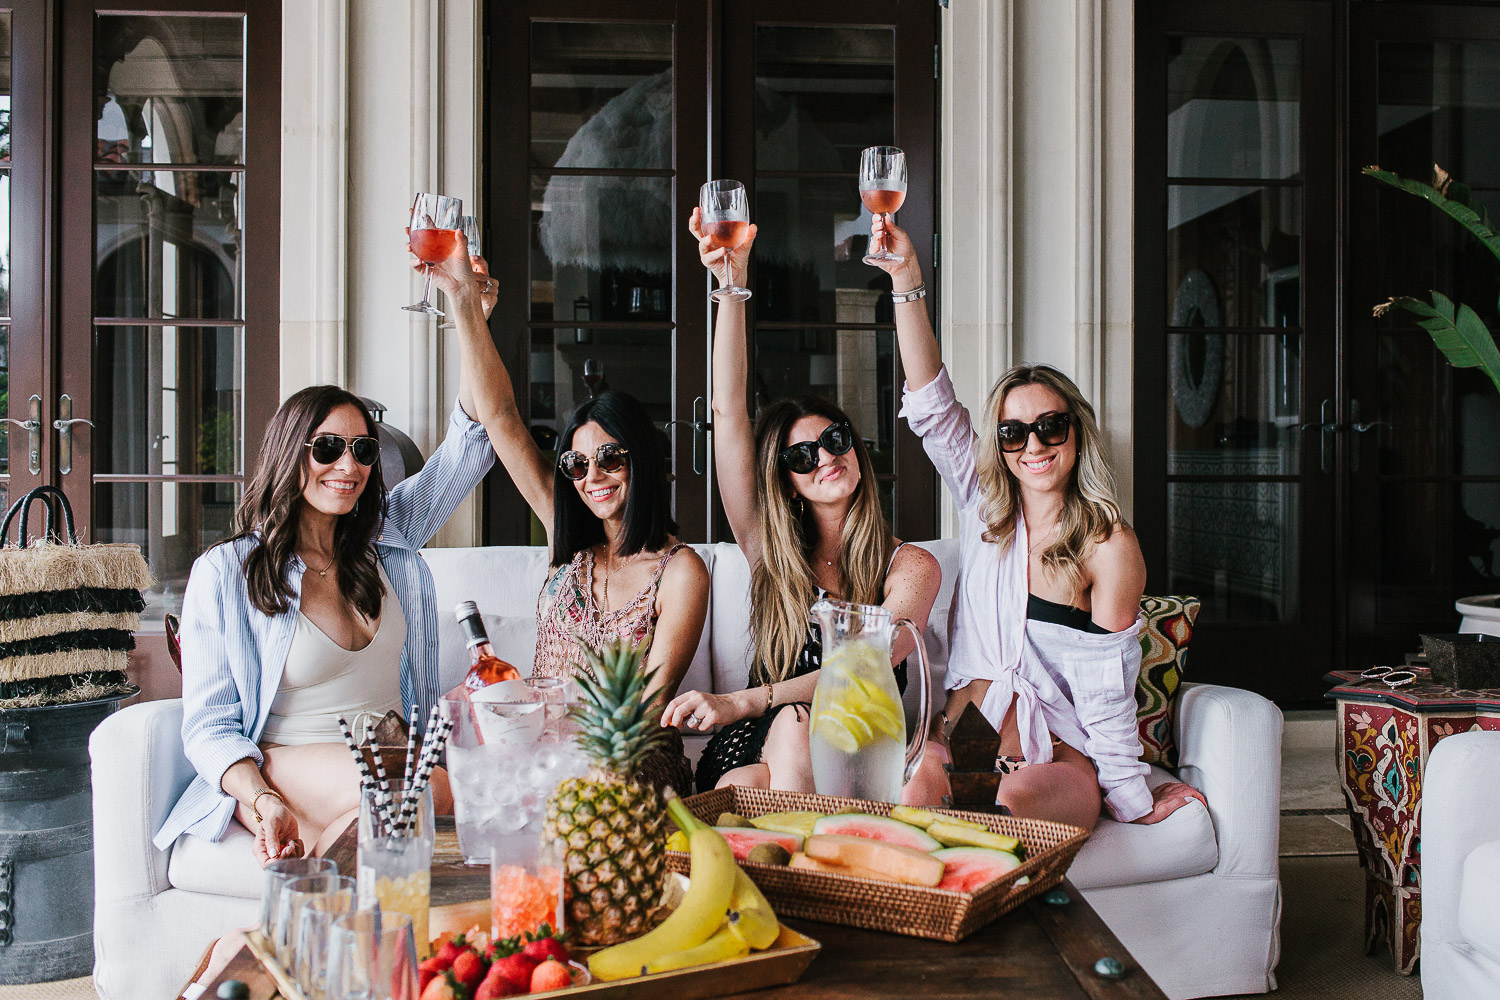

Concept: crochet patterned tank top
[[532, 543, 689, 680]]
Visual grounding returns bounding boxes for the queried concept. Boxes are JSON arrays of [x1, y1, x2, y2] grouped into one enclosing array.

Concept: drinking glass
[[490, 837, 564, 941], [260, 856, 337, 938], [295, 881, 357, 1000], [404, 192, 464, 316], [326, 910, 420, 1000], [699, 180, 753, 302], [275, 872, 351, 968], [358, 779, 434, 957], [524, 676, 568, 741], [582, 358, 604, 398], [438, 215, 484, 330], [859, 146, 908, 265]]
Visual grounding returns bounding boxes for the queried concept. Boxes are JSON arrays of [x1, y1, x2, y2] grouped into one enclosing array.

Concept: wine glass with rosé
[[404, 192, 464, 316], [859, 146, 907, 265], [699, 180, 753, 302], [438, 215, 484, 329]]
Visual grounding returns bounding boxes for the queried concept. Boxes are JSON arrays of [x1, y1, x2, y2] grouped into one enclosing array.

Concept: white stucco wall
[[280, 0, 1136, 544]]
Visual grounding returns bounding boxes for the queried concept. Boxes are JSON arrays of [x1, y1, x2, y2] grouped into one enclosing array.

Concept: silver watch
[[891, 284, 927, 303]]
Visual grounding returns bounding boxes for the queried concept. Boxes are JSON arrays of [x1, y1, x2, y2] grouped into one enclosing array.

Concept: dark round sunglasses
[[305, 434, 380, 467], [778, 420, 854, 475], [997, 412, 1072, 453], [558, 442, 630, 481]]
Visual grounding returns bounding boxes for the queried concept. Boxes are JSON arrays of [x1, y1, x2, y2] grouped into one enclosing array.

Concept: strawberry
[[473, 967, 522, 1000], [489, 953, 538, 992], [419, 971, 458, 1000], [435, 936, 468, 966], [418, 956, 451, 995], [520, 938, 569, 965], [451, 950, 488, 990], [530, 959, 573, 994]]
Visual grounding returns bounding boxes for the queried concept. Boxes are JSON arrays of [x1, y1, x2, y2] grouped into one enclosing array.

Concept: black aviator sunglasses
[[997, 412, 1072, 454], [305, 434, 381, 467], [778, 420, 854, 475]]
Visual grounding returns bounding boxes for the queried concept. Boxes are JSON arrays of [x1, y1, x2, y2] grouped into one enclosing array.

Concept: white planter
[[1456, 595, 1500, 637]]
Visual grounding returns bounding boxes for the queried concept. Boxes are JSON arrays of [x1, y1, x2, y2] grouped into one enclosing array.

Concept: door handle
[[665, 396, 713, 476], [0, 395, 44, 475], [1348, 399, 1390, 474], [1298, 398, 1342, 475], [52, 394, 94, 475]]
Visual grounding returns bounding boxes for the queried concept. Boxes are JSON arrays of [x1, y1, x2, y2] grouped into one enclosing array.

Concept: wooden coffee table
[[432, 823, 1163, 1000]]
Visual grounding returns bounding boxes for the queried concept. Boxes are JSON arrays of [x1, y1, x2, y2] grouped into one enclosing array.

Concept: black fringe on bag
[[0, 587, 147, 620], [0, 628, 137, 660], [0, 669, 133, 707]]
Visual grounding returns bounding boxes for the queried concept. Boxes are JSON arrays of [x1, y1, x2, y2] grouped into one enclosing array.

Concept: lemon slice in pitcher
[[814, 711, 861, 754]]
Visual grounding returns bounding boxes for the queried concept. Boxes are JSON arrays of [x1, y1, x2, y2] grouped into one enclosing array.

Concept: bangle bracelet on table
[[251, 787, 285, 824], [1381, 670, 1416, 689], [891, 284, 926, 303]]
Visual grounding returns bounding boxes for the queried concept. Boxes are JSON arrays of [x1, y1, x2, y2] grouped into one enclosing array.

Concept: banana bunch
[[588, 793, 781, 981]]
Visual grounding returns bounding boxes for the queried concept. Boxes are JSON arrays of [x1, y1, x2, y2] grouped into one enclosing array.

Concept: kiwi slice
[[717, 811, 756, 828], [747, 843, 793, 866]]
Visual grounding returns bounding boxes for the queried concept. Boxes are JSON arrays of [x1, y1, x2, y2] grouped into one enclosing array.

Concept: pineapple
[[544, 637, 673, 946]]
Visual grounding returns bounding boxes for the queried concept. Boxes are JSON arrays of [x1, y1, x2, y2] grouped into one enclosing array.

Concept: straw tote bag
[[0, 486, 153, 709]]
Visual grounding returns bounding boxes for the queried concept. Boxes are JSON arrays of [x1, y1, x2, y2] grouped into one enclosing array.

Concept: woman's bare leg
[[716, 762, 770, 789], [995, 744, 1103, 831], [761, 706, 815, 793], [900, 741, 952, 806]]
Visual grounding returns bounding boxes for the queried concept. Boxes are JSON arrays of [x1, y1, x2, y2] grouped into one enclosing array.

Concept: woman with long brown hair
[[661, 212, 942, 794], [155, 239, 505, 865], [872, 215, 1205, 829]]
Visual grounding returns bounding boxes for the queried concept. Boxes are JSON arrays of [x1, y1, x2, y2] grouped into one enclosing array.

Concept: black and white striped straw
[[396, 716, 452, 836], [368, 740, 398, 834], [335, 714, 384, 825], [401, 704, 421, 799]]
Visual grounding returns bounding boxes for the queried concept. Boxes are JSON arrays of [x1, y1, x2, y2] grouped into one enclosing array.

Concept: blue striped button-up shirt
[[153, 401, 495, 849]]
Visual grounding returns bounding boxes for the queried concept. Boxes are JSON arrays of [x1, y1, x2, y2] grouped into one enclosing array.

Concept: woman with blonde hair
[[661, 212, 941, 794], [872, 215, 1204, 829]]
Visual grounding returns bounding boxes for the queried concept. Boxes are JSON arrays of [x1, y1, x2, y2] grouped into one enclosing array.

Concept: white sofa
[[1421, 730, 1500, 999], [91, 541, 1282, 1000]]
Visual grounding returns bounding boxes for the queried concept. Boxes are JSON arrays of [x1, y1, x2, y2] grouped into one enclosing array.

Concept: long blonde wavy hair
[[749, 397, 893, 685], [975, 365, 1125, 603]]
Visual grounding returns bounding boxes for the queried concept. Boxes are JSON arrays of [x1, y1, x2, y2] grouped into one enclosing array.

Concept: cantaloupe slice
[[803, 833, 944, 887], [788, 851, 890, 881]]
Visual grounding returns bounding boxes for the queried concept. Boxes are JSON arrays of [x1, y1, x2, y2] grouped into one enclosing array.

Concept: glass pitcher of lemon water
[[808, 599, 931, 803]]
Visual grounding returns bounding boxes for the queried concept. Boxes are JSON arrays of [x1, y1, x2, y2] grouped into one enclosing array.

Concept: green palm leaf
[[1363, 166, 1500, 266], [1374, 291, 1500, 395]]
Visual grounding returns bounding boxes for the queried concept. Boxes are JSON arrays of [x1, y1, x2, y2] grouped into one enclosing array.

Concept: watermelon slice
[[933, 846, 1023, 893], [714, 826, 804, 861], [811, 813, 941, 853]]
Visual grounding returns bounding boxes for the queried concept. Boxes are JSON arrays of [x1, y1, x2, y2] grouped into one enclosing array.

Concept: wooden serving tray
[[670, 787, 1089, 943]]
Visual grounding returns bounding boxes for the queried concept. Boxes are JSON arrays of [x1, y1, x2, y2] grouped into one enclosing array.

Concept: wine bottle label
[[458, 612, 489, 649]]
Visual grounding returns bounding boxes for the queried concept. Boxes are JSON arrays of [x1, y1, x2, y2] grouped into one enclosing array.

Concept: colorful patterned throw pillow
[[1136, 595, 1202, 767]]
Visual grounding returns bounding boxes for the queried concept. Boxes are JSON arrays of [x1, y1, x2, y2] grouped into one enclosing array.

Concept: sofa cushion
[[1136, 595, 1201, 767], [1459, 839, 1500, 963], [167, 823, 265, 899], [1066, 767, 1218, 890]]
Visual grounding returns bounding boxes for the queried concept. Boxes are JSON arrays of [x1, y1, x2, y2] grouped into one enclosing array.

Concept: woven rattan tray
[[669, 787, 1089, 942]]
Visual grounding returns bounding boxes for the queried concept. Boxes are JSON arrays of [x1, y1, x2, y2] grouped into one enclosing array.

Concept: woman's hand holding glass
[[868, 216, 923, 292], [689, 206, 757, 296], [406, 232, 498, 320], [661, 687, 755, 733]]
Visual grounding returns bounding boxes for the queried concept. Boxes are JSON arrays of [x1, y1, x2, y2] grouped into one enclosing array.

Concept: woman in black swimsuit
[[660, 211, 941, 794]]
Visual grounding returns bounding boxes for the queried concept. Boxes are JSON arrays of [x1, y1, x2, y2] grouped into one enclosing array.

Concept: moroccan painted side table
[[1324, 668, 1500, 974]]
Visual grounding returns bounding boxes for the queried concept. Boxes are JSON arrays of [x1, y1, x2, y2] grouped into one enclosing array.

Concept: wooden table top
[[431, 823, 1164, 1000], [1324, 667, 1500, 711]]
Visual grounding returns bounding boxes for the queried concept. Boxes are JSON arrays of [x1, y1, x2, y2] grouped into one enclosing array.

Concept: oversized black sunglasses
[[778, 420, 854, 475], [997, 412, 1072, 453], [306, 434, 381, 467], [558, 442, 630, 480]]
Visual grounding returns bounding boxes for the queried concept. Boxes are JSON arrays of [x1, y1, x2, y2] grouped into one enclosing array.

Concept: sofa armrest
[[1173, 682, 1283, 879], [89, 699, 193, 902], [1422, 730, 1500, 956]]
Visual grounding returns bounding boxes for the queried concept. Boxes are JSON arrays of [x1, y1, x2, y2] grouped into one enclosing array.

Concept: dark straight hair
[[551, 390, 676, 568], [227, 385, 387, 619]]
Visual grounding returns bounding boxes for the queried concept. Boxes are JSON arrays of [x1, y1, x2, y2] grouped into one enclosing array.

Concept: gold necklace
[[304, 551, 335, 578]]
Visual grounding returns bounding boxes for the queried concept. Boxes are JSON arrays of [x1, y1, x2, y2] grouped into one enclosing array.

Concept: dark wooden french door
[[2, 0, 279, 618], [484, 0, 937, 545], [1138, 1, 1500, 703]]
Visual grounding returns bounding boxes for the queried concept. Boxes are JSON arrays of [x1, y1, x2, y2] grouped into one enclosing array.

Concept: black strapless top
[[1026, 593, 1110, 634]]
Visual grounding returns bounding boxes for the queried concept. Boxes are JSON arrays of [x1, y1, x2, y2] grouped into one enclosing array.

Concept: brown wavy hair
[[227, 386, 387, 619], [974, 364, 1124, 603], [749, 396, 893, 684]]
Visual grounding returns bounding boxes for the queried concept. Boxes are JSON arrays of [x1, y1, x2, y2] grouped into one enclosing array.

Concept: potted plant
[[1365, 163, 1500, 636]]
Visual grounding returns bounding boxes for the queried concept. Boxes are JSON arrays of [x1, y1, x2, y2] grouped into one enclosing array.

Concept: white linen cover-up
[[899, 367, 1153, 822]]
